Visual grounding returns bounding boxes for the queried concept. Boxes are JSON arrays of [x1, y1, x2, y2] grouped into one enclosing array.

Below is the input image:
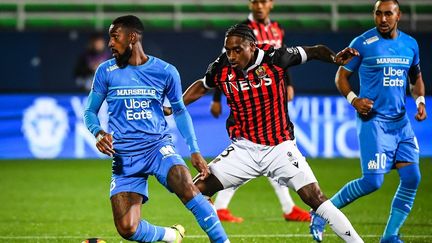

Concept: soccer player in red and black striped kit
[[210, 0, 302, 224], [182, 24, 364, 242]]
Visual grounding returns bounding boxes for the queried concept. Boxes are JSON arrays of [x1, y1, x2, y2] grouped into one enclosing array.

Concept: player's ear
[[130, 32, 137, 44]]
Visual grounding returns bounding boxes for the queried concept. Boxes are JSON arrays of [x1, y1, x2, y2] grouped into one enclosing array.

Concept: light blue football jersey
[[344, 28, 420, 121], [92, 56, 183, 154]]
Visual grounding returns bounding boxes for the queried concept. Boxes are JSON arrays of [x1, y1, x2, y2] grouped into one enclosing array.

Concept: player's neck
[[378, 27, 399, 39], [254, 17, 270, 25], [129, 44, 148, 66]]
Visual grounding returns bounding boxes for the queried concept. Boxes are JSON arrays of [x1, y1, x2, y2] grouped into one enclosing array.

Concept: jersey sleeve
[[203, 55, 223, 89], [409, 38, 421, 84], [91, 64, 109, 95], [274, 46, 307, 70], [343, 37, 363, 72], [164, 64, 183, 105]]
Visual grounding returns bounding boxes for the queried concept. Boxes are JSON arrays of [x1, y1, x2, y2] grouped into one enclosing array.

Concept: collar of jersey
[[128, 55, 155, 69], [246, 49, 264, 72]]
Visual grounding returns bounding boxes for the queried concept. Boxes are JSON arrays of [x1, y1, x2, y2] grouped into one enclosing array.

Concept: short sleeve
[[343, 37, 363, 72], [412, 39, 420, 66], [274, 46, 305, 70]]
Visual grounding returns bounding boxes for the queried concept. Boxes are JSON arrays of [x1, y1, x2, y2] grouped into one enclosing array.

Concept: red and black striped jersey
[[243, 14, 285, 49], [213, 16, 289, 102], [203, 44, 307, 146]]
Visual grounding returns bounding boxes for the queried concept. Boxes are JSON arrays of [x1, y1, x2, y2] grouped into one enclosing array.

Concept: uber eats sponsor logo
[[124, 99, 152, 120], [116, 88, 156, 120], [383, 66, 404, 87]]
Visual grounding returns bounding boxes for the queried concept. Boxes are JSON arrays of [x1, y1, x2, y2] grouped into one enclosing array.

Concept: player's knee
[[115, 220, 138, 239], [360, 174, 384, 193], [399, 164, 421, 188]]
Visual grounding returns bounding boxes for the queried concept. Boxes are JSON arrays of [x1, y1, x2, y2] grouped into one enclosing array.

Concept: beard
[[378, 25, 396, 39], [115, 46, 132, 68]]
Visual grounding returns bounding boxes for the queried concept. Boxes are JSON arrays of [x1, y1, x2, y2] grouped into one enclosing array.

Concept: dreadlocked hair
[[225, 24, 257, 43]]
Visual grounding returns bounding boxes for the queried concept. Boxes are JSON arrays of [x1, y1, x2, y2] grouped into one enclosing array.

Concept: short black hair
[[112, 15, 144, 34], [375, 0, 400, 8], [225, 24, 257, 43]]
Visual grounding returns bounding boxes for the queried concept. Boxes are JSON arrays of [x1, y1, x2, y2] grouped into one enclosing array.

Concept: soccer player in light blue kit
[[84, 15, 230, 243], [309, 1, 427, 243]]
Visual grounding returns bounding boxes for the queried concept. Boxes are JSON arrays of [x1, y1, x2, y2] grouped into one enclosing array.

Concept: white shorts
[[209, 138, 317, 192]]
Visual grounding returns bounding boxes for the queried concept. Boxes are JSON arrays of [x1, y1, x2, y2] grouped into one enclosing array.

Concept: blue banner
[[0, 94, 430, 159]]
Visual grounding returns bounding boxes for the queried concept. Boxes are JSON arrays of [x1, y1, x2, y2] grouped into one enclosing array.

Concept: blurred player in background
[[74, 32, 111, 92], [211, 0, 309, 224], [175, 24, 363, 242], [84, 15, 229, 243], [309, 1, 427, 242]]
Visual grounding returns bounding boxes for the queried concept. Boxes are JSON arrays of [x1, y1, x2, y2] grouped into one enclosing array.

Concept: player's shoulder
[[207, 52, 229, 72], [398, 30, 418, 46], [149, 56, 179, 74], [97, 58, 117, 74], [354, 28, 379, 43]]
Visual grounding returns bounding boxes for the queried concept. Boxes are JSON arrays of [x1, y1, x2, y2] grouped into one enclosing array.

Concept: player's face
[[249, 0, 273, 23], [224, 36, 256, 70], [108, 24, 133, 68], [374, 1, 400, 38]]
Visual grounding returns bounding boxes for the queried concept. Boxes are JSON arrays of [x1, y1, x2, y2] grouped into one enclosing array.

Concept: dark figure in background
[[74, 32, 111, 92]]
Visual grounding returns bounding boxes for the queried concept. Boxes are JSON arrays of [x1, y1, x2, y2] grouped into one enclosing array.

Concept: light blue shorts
[[109, 140, 187, 203], [357, 116, 419, 174]]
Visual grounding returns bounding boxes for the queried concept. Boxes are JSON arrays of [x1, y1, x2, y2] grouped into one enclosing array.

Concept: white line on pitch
[[0, 234, 430, 239]]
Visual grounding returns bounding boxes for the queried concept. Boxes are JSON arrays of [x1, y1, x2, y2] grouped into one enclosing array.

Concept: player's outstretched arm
[[183, 79, 210, 105], [163, 79, 209, 116], [409, 73, 427, 121], [303, 45, 359, 65]]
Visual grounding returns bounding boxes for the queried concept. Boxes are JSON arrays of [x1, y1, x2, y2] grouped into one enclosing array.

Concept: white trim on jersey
[[297, 46, 307, 64], [246, 49, 265, 72], [201, 77, 212, 89]]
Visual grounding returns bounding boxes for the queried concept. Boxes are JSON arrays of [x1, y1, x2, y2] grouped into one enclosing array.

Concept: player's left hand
[[190, 152, 210, 180], [287, 85, 295, 102], [334, 47, 359, 65], [415, 103, 427, 121]]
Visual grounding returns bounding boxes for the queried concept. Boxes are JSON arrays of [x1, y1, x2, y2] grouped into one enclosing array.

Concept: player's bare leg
[[111, 192, 142, 239], [297, 183, 363, 243], [111, 192, 183, 243]]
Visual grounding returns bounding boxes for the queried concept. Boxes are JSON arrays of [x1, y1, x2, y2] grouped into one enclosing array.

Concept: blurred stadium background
[[0, 0, 431, 242]]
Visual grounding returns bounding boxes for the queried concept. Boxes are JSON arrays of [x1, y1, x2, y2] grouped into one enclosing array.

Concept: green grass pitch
[[0, 158, 431, 242]]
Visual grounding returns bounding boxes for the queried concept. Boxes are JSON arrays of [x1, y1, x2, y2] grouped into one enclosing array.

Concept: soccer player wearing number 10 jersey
[[310, 1, 427, 243]]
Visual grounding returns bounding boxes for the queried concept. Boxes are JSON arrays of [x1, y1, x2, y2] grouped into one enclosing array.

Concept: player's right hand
[[95, 130, 115, 157], [190, 152, 210, 180], [210, 101, 222, 118], [163, 106, 173, 116], [352, 97, 374, 116]]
